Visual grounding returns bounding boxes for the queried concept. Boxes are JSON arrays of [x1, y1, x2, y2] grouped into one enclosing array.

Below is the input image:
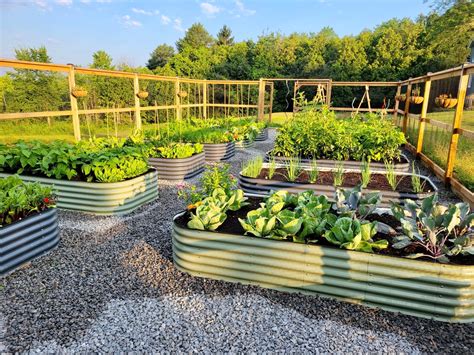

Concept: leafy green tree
[[147, 44, 175, 70], [6, 46, 66, 113], [176, 23, 214, 52], [217, 25, 234, 46], [91, 50, 114, 70], [421, 1, 474, 71]]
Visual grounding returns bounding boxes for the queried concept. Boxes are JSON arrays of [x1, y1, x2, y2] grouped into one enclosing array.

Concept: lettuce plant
[[187, 199, 228, 231], [391, 194, 474, 262], [295, 191, 334, 241], [239, 206, 278, 238], [324, 217, 388, 252]]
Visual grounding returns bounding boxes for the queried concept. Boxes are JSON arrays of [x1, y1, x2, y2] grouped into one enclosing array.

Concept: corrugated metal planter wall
[[149, 153, 205, 180], [0, 169, 159, 215], [255, 129, 268, 142], [264, 152, 410, 172], [203, 142, 235, 162], [235, 140, 255, 150], [172, 216, 474, 323], [238, 170, 437, 207], [1, 208, 59, 275]]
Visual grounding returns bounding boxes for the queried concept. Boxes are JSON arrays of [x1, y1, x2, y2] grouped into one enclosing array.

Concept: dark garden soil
[[174, 198, 473, 266], [254, 168, 433, 194]]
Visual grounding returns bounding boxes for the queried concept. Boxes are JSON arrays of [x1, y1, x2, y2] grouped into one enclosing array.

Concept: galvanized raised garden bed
[[255, 128, 269, 142], [235, 139, 255, 150], [238, 165, 437, 207], [149, 152, 205, 180], [172, 215, 474, 323], [1, 208, 59, 275], [203, 142, 236, 162], [264, 152, 410, 172], [0, 169, 159, 215]]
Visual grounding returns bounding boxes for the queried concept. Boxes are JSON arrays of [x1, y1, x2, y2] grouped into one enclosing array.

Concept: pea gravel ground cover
[[1, 129, 473, 353]]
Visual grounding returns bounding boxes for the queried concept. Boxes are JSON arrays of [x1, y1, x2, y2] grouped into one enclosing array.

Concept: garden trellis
[[0, 58, 473, 206]]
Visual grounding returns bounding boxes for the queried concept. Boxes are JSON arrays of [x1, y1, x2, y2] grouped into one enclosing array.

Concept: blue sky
[[1, 0, 433, 67]]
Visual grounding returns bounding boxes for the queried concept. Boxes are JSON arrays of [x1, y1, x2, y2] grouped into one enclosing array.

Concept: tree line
[[0, 0, 472, 113]]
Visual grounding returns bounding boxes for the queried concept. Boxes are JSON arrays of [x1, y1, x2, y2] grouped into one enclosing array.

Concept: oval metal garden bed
[[238, 167, 437, 207], [255, 128, 269, 142], [0, 169, 159, 215], [264, 152, 410, 172], [203, 142, 236, 162], [1, 208, 59, 275], [172, 215, 474, 323], [149, 153, 205, 180], [235, 139, 255, 150]]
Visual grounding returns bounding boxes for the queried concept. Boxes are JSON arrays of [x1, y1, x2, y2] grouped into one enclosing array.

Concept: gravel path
[[1, 129, 471, 353]]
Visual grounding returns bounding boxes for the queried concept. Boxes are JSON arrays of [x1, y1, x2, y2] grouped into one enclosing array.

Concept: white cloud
[[33, 0, 49, 10], [132, 7, 154, 16], [56, 0, 72, 5], [200, 2, 220, 16], [173, 18, 184, 32], [160, 15, 171, 25], [80, 0, 91, 3], [235, 0, 255, 16], [120, 15, 142, 28]]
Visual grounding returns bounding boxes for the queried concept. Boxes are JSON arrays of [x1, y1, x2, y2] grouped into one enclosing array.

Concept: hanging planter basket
[[178, 91, 188, 98], [436, 94, 457, 109], [137, 91, 149, 99], [410, 96, 424, 104], [395, 94, 406, 102], [71, 87, 88, 98]]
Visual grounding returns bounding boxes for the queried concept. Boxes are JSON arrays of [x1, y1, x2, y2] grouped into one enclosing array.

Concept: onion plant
[[283, 157, 301, 182], [411, 161, 425, 193], [360, 159, 371, 188], [309, 159, 319, 183], [333, 161, 344, 187], [268, 157, 277, 179], [241, 156, 263, 178], [384, 161, 399, 191]]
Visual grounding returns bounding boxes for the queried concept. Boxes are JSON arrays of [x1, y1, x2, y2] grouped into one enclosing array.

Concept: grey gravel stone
[[1, 128, 472, 353]]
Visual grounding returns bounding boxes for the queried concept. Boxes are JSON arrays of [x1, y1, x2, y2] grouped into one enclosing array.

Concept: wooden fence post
[[67, 65, 81, 141], [202, 80, 207, 119], [402, 82, 412, 134], [133, 74, 142, 131], [257, 79, 265, 121], [445, 66, 469, 183], [268, 82, 274, 122], [175, 79, 182, 120], [327, 80, 332, 107], [393, 83, 401, 124], [416, 76, 431, 155]]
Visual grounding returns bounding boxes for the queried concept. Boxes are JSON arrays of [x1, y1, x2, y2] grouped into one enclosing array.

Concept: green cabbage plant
[[324, 217, 388, 252]]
